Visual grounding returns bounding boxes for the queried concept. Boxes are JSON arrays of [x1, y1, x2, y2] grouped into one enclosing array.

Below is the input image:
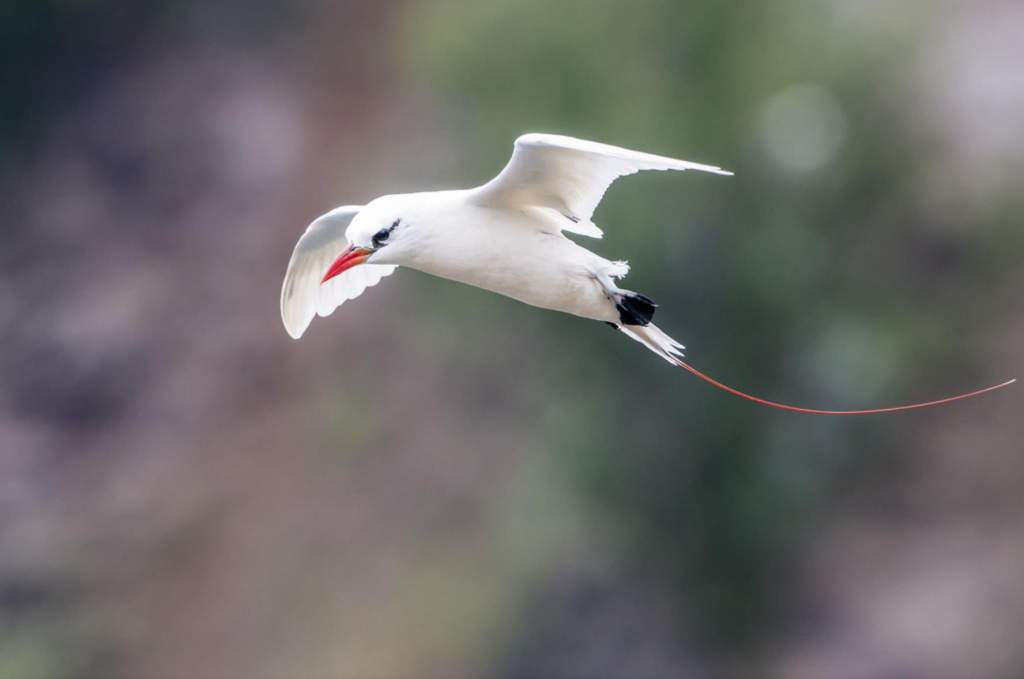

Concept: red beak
[[321, 245, 373, 283]]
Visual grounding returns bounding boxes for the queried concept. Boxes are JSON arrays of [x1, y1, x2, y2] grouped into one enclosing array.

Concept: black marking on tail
[[615, 293, 657, 326]]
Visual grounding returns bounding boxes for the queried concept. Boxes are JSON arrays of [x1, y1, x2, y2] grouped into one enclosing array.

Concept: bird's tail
[[618, 322, 686, 365], [607, 286, 1014, 413], [618, 322, 1015, 415]]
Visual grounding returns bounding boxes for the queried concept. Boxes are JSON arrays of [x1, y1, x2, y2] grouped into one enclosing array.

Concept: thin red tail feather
[[677, 360, 1015, 415]]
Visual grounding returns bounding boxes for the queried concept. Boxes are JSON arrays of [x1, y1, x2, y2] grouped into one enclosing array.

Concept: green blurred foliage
[[400, 0, 1006, 644]]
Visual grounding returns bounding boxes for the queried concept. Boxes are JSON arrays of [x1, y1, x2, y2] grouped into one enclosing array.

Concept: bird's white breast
[[401, 199, 619, 323]]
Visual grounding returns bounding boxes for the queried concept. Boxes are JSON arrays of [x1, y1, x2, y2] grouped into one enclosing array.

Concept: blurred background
[[2, 1, 1022, 677]]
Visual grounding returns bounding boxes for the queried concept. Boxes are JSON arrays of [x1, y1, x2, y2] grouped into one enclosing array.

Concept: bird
[[281, 133, 1014, 414]]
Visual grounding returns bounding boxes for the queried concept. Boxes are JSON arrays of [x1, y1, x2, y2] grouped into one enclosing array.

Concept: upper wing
[[280, 205, 397, 339], [470, 133, 732, 238]]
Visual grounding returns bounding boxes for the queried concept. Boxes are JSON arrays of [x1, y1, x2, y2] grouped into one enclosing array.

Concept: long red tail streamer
[[677, 360, 1015, 415]]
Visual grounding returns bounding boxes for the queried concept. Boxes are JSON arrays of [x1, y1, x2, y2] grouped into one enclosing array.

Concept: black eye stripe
[[372, 219, 401, 247], [370, 218, 397, 246]]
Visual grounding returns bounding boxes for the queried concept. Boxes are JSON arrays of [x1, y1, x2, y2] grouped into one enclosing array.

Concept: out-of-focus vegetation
[[1, 2, 1021, 678], [404, 0, 1021, 646]]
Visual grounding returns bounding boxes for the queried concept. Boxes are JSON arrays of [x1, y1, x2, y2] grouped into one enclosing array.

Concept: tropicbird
[[281, 133, 1013, 414]]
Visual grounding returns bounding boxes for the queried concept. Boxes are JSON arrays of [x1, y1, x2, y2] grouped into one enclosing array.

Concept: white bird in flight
[[281, 133, 1013, 414]]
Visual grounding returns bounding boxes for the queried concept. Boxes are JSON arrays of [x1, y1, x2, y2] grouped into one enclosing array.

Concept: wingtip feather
[[283, 320, 306, 340], [684, 163, 733, 176]]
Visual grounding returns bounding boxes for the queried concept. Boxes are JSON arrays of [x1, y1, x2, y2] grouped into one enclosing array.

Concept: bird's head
[[321, 197, 414, 283]]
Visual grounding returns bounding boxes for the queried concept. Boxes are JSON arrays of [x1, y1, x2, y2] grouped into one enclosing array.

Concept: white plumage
[[280, 205, 396, 338], [279, 133, 1013, 414], [473, 133, 730, 238], [280, 133, 729, 360]]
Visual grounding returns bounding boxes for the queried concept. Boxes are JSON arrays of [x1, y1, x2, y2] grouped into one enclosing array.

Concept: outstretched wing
[[280, 205, 397, 339], [470, 133, 731, 238]]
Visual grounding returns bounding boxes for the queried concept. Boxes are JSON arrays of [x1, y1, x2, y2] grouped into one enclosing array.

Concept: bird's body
[[373, 190, 623, 323], [281, 133, 1013, 414]]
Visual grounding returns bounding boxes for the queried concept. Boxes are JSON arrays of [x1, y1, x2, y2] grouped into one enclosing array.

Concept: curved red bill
[[322, 245, 372, 283]]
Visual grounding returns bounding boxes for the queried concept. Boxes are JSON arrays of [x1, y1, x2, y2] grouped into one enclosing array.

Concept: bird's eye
[[372, 219, 401, 248], [372, 228, 390, 247]]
